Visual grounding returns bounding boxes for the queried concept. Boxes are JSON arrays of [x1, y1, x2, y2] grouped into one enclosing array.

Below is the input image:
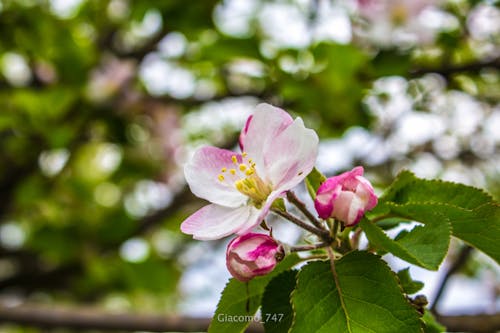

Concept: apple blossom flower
[[314, 166, 377, 226], [356, 0, 434, 23], [181, 103, 319, 240], [353, 0, 440, 47], [226, 233, 282, 282]]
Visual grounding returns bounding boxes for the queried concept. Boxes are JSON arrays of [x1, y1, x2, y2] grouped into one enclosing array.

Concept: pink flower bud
[[226, 233, 282, 282], [314, 166, 378, 226]]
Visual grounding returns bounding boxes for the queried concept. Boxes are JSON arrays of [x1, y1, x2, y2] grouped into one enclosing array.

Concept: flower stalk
[[289, 241, 331, 252], [271, 208, 332, 242], [286, 191, 327, 231]]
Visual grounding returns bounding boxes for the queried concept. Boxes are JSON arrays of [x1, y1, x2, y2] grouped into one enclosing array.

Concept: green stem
[[299, 254, 328, 261], [289, 242, 330, 252]]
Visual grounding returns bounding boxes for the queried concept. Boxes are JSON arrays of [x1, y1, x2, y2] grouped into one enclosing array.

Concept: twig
[[430, 246, 473, 313], [286, 191, 327, 231], [289, 242, 330, 252], [271, 208, 331, 241]]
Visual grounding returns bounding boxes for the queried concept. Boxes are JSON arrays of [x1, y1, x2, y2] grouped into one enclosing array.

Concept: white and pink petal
[[184, 146, 246, 208], [180, 204, 261, 240], [241, 104, 293, 177], [263, 117, 319, 191]]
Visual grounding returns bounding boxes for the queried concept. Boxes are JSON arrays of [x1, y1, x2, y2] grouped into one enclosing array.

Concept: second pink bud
[[314, 166, 378, 226]]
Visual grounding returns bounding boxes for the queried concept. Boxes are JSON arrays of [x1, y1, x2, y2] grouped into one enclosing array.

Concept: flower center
[[391, 4, 409, 24], [217, 153, 272, 208]]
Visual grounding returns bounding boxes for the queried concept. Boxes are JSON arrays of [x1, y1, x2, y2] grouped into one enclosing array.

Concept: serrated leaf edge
[[289, 253, 424, 333], [381, 170, 494, 204], [361, 219, 451, 270]]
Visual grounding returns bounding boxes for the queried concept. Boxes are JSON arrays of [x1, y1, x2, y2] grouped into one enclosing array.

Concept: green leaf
[[377, 170, 493, 210], [376, 218, 412, 230], [261, 270, 297, 333], [397, 268, 424, 294], [387, 202, 500, 264], [208, 254, 301, 333], [271, 198, 286, 212], [369, 170, 500, 264], [422, 311, 446, 333], [290, 251, 422, 333], [360, 218, 450, 270], [305, 167, 327, 200]]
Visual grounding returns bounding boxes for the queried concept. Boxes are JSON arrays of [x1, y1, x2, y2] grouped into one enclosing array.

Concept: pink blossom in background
[[314, 166, 378, 226], [226, 233, 282, 282], [353, 0, 441, 46], [356, 0, 435, 22], [181, 103, 318, 240]]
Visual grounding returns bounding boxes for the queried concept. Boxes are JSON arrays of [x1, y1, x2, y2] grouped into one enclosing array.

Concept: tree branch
[[410, 56, 500, 78], [436, 313, 500, 333], [0, 304, 498, 333], [0, 304, 264, 332], [430, 246, 473, 313]]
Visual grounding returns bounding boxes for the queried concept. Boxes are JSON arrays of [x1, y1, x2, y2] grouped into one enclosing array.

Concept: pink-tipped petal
[[332, 191, 356, 224], [355, 176, 378, 210], [345, 193, 365, 226], [239, 115, 253, 151], [314, 166, 378, 226], [338, 166, 364, 191], [180, 204, 260, 240], [263, 117, 319, 191], [315, 181, 341, 219], [242, 104, 294, 177], [235, 189, 286, 235], [185, 146, 246, 208]]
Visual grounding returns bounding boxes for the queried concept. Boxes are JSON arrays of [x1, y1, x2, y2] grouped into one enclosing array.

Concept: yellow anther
[[231, 156, 238, 164], [242, 152, 248, 157], [248, 159, 253, 163], [230, 169, 236, 175], [221, 167, 227, 173], [246, 169, 254, 176], [239, 164, 247, 171], [218, 174, 225, 181]]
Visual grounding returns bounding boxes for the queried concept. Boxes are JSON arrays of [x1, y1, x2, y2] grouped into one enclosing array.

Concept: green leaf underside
[[290, 251, 422, 333], [261, 270, 297, 333], [368, 170, 500, 264], [360, 218, 450, 270], [397, 268, 424, 295], [208, 254, 301, 333], [305, 167, 327, 200]]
